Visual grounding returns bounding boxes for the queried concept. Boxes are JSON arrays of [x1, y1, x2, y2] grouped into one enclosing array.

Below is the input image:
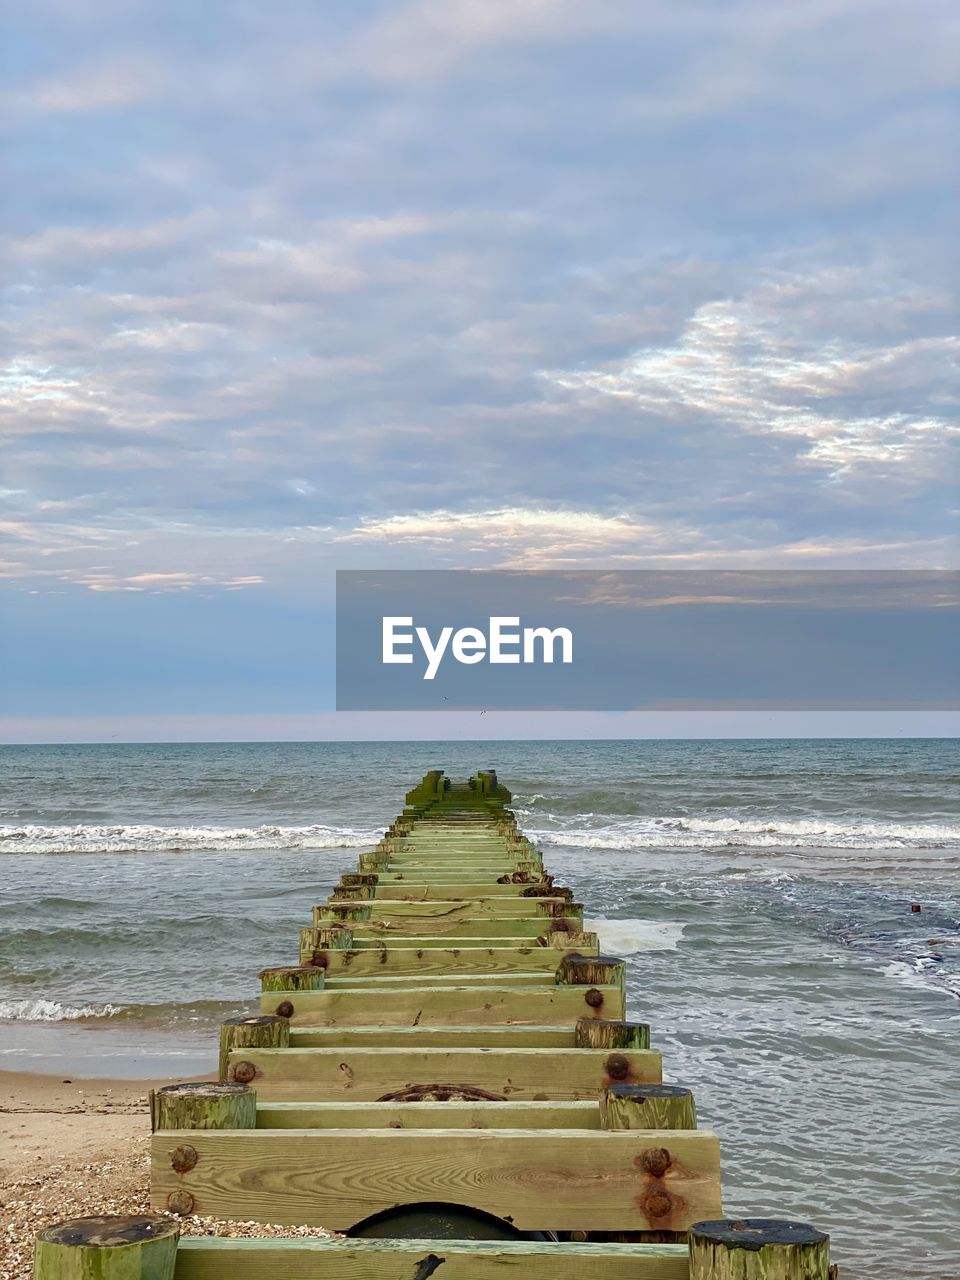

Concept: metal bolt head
[[231, 1060, 257, 1083], [170, 1144, 198, 1173], [166, 1190, 196, 1216], [605, 1053, 631, 1080], [584, 987, 604, 1008], [640, 1147, 672, 1178], [276, 1000, 294, 1018], [642, 1189, 673, 1220]]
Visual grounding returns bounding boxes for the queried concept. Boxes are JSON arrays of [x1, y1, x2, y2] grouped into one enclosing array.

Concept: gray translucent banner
[[335, 570, 959, 711]]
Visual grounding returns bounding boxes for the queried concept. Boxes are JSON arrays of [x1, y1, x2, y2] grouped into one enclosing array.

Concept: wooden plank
[[290, 1025, 578, 1048], [325, 972, 553, 988], [315, 915, 584, 939], [174, 1236, 689, 1280], [151, 1127, 721, 1232], [300, 946, 586, 978], [318, 899, 581, 920], [261, 982, 625, 1026], [300, 930, 599, 953], [361, 883, 566, 900], [256, 1100, 602, 1129], [227, 1045, 663, 1101]]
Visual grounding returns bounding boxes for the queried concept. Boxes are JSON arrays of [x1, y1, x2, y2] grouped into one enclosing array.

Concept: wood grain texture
[[255, 1099, 603, 1129], [362, 883, 568, 901], [226, 1045, 663, 1101], [316, 898, 582, 921], [300, 930, 599, 953], [260, 981, 625, 1026], [289, 1025, 579, 1048], [313, 914, 584, 939], [173, 1236, 689, 1280], [300, 945, 585, 978], [151, 1127, 722, 1232]]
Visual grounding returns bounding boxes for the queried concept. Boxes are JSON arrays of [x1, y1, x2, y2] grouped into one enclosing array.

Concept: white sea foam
[[585, 917, 686, 954], [882, 961, 960, 1001], [0, 823, 378, 854], [533, 815, 960, 852], [0, 998, 121, 1021]]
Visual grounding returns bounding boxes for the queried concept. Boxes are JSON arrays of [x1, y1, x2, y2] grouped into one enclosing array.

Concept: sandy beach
[[0, 1069, 207, 1280]]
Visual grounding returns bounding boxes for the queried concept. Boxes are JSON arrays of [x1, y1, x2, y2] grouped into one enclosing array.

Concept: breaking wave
[[0, 823, 378, 854]]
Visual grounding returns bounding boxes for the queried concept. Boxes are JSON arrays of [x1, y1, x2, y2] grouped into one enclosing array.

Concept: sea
[[0, 738, 957, 1278]]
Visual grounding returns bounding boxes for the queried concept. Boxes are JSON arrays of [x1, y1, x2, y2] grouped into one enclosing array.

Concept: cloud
[[5, 60, 160, 117]]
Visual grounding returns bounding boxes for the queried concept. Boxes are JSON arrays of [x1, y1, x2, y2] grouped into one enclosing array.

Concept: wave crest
[[0, 823, 378, 854]]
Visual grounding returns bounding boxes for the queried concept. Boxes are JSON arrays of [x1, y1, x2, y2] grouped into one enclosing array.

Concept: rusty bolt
[[312, 952, 329, 969], [231, 1060, 257, 1083], [605, 1053, 631, 1080], [166, 1190, 196, 1216], [276, 1000, 294, 1018], [639, 1147, 672, 1177], [642, 1190, 673, 1220], [584, 987, 604, 1008], [170, 1144, 198, 1173]]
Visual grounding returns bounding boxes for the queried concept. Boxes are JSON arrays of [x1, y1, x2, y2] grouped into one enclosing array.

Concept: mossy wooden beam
[[150, 1127, 722, 1233], [319, 897, 582, 920], [219, 1015, 289, 1082], [689, 1220, 831, 1279], [300, 928, 598, 957], [600, 1084, 698, 1131], [33, 1215, 179, 1280], [556, 954, 626, 990], [335, 882, 570, 901], [301, 943, 579, 978], [261, 980, 625, 1026], [313, 912, 585, 938], [174, 1235, 689, 1280], [256, 1099, 602, 1129], [151, 1082, 256, 1131], [225, 1044, 663, 1102], [258, 965, 326, 992]]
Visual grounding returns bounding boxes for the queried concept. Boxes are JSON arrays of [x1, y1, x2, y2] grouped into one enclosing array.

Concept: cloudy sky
[[2, 0, 957, 740]]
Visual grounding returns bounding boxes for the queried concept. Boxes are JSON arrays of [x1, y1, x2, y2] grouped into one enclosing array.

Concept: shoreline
[[0, 1068, 213, 1280]]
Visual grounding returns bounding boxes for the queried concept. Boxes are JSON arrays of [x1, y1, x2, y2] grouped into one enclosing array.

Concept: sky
[[1, 0, 958, 742]]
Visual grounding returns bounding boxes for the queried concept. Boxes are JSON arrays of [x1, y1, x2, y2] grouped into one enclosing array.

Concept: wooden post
[[258, 964, 326, 992], [219, 1014, 289, 1081], [556, 954, 626, 988], [689, 1220, 831, 1279], [150, 1082, 256, 1131], [33, 1215, 179, 1280], [600, 1084, 697, 1130], [575, 1018, 649, 1049]]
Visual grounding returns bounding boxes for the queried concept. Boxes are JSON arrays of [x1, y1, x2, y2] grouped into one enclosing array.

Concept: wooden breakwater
[[36, 769, 836, 1279]]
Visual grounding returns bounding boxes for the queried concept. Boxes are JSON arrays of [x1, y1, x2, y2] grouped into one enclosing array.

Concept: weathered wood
[[303, 943, 577, 978], [314, 913, 585, 939], [256, 1100, 603, 1129], [226, 1045, 663, 1101], [600, 1085, 698, 1131], [575, 1018, 650, 1049], [174, 1235, 689, 1279], [33, 1215, 179, 1280], [150, 1128, 722, 1232], [261, 981, 625, 1026], [556, 954, 626, 989], [689, 1220, 830, 1279], [318, 898, 583, 921], [336, 882, 569, 901], [151, 1082, 256, 1131], [300, 929, 597, 954], [258, 965, 326, 992], [219, 1015, 289, 1082], [290, 1024, 578, 1048]]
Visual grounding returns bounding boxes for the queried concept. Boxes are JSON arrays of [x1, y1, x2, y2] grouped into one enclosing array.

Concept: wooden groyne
[[36, 770, 836, 1278]]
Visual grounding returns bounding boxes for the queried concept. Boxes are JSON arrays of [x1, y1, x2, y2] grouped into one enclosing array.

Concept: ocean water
[[0, 739, 958, 1278]]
